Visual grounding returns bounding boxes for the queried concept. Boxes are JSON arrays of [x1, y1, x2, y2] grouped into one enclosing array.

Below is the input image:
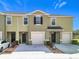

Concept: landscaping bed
[[2, 45, 18, 54]]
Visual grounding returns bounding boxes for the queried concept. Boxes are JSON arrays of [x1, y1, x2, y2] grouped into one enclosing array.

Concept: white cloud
[[0, 0, 10, 11], [54, 1, 59, 9], [54, 0, 61, 9], [54, 3, 59, 9], [54, 0, 67, 9], [59, 1, 67, 8]]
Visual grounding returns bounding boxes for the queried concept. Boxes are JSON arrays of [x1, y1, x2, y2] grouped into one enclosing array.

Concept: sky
[[0, 0, 79, 30]]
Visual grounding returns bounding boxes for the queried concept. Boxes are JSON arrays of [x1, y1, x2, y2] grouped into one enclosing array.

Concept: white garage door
[[62, 32, 72, 43], [31, 32, 45, 44]]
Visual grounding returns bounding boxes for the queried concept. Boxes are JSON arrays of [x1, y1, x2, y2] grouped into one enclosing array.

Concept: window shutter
[[34, 16, 36, 24], [41, 16, 43, 24]]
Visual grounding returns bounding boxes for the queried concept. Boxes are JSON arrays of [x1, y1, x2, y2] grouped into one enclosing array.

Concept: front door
[[22, 33, 26, 43], [51, 32, 56, 43], [11, 32, 16, 42]]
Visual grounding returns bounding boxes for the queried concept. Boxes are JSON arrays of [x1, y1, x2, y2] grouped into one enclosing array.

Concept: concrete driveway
[[15, 44, 51, 53], [1, 44, 79, 59], [55, 44, 79, 54]]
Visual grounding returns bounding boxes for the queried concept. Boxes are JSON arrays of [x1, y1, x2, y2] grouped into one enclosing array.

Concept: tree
[[73, 29, 79, 39]]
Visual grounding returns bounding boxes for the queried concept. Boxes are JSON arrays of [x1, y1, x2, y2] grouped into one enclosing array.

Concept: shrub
[[72, 39, 79, 45], [19, 39, 21, 44], [11, 41, 18, 47], [44, 41, 52, 47], [72, 40, 77, 45], [15, 40, 19, 45]]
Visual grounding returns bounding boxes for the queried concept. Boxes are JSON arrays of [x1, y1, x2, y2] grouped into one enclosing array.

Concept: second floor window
[[51, 17, 56, 25], [6, 16, 12, 24], [34, 16, 43, 24], [24, 17, 28, 25], [52, 19, 55, 25]]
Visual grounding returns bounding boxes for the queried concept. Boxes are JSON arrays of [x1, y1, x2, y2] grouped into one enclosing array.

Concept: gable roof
[[27, 10, 49, 15]]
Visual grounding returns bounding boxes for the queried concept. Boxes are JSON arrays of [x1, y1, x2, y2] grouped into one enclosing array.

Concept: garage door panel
[[62, 32, 71, 43], [31, 32, 45, 44]]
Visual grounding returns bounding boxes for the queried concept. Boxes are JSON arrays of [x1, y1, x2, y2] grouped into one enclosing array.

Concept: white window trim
[[23, 16, 28, 26], [35, 23, 42, 26], [6, 15, 12, 25], [50, 17, 56, 26], [35, 15, 42, 26], [35, 15, 42, 17]]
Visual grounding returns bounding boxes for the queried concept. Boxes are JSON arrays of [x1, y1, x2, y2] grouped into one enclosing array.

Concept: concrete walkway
[[55, 44, 79, 54]]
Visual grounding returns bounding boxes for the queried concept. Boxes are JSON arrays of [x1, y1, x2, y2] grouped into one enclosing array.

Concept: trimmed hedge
[[44, 41, 52, 47], [15, 40, 19, 45], [72, 39, 79, 45]]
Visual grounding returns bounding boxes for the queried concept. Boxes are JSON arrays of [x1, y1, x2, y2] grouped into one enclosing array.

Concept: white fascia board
[[26, 10, 50, 15]]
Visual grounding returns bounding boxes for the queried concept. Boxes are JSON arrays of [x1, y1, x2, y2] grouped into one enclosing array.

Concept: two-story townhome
[[0, 10, 73, 44]]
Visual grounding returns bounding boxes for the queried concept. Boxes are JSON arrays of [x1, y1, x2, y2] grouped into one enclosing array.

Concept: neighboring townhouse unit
[[0, 10, 73, 44]]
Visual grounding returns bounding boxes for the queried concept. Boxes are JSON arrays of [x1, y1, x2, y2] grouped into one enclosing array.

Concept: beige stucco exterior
[[0, 10, 73, 44], [6, 16, 28, 32], [0, 15, 6, 40], [56, 17, 73, 32]]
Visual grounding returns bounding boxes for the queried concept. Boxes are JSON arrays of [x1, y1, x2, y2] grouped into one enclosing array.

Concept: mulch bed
[[47, 46, 63, 53], [2, 45, 18, 54], [52, 48, 64, 53]]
